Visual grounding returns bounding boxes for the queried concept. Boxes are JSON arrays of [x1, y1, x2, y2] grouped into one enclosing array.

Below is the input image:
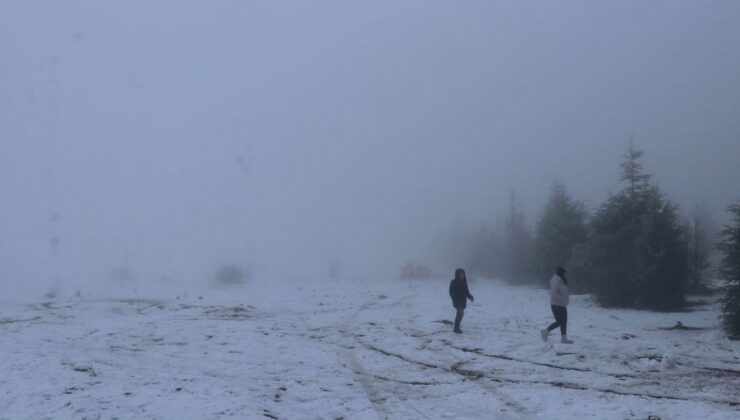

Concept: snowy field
[[1, 277, 738, 419]]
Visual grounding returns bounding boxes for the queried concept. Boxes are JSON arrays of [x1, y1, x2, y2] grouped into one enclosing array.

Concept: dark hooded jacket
[[449, 270, 474, 309]]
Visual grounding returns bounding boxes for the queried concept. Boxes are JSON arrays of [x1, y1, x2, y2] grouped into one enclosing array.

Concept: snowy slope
[[1, 277, 738, 419]]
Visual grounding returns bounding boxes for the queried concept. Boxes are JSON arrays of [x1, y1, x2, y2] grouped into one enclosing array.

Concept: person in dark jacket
[[449, 268, 474, 334]]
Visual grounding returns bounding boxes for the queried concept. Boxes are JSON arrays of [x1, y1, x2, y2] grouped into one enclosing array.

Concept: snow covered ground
[[1, 276, 738, 419]]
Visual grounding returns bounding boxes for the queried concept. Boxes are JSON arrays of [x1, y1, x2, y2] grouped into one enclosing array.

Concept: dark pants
[[547, 305, 567, 336], [454, 308, 464, 331]]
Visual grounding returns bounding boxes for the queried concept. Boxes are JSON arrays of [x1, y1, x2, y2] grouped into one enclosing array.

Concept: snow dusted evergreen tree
[[535, 180, 588, 286], [620, 142, 653, 200], [587, 144, 688, 309], [719, 202, 740, 339]]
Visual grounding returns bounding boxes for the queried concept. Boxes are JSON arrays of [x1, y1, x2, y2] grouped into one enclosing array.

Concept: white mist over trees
[[462, 142, 740, 339], [466, 144, 722, 311]]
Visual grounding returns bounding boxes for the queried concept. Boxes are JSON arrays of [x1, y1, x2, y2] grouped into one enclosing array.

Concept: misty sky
[[1, 1, 739, 295]]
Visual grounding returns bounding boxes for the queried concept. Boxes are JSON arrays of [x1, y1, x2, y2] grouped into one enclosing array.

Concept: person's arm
[[560, 278, 569, 299], [466, 283, 474, 302], [555, 278, 566, 300], [550, 277, 560, 299]]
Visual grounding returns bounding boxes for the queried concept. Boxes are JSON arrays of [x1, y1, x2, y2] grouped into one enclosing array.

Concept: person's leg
[[551, 306, 566, 332], [454, 308, 464, 332], [560, 307, 568, 337], [547, 305, 561, 331], [542, 305, 560, 341], [554, 306, 572, 343]]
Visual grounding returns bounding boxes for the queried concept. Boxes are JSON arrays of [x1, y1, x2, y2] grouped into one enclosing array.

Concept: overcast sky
[[1, 1, 739, 296]]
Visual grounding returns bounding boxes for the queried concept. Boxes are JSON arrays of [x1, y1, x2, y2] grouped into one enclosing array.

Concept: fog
[[1, 1, 739, 298]]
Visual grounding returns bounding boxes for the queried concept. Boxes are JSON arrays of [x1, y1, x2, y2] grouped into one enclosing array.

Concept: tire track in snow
[[338, 342, 393, 419], [444, 350, 740, 409], [345, 293, 461, 419], [294, 293, 424, 419], [429, 333, 740, 409], [397, 318, 740, 410], [0, 316, 41, 325], [354, 336, 534, 419], [439, 340, 639, 378], [339, 293, 442, 419], [393, 286, 535, 419]]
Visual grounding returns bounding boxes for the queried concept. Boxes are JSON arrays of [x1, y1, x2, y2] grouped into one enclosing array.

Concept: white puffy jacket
[[549, 274, 569, 307]]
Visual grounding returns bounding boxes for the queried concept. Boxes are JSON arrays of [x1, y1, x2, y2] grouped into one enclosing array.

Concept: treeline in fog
[[462, 144, 733, 317]]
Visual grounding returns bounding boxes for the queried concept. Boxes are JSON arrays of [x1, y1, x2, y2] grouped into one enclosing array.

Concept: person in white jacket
[[540, 266, 573, 344]]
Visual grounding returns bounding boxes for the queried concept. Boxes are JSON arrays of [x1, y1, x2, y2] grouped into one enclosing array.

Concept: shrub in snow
[[215, 264, 250, 286], [719, 202, 740, 340]]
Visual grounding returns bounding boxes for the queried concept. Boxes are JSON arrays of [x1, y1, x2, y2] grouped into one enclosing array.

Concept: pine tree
[[588, 145, 688, 309], [633, 189, 689, 308], [535, 180, 588, 287], [719, 202, 740, 339], [621, 141, 653, 199]]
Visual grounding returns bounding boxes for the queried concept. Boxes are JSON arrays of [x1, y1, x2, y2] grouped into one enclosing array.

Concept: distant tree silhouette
[[503, 191, 535, 283], [685, 205, 715, 293], [535, 180, 589, 289]]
